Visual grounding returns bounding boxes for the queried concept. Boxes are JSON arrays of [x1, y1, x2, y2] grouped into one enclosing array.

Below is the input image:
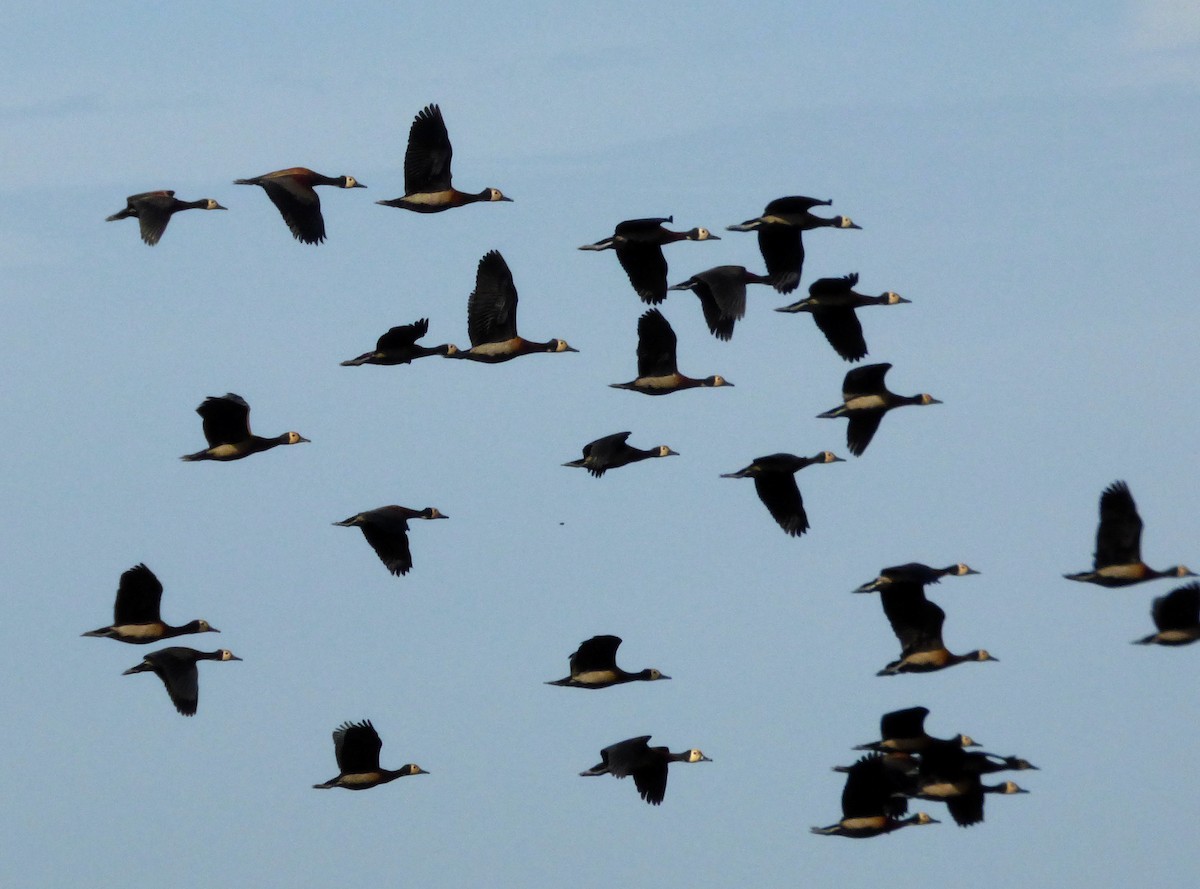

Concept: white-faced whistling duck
[[233, 167, 365, 244], [853, 706, 978, 753], [817, 363, 941, 457], [82, 563, 219, 644], [666, 265, 773, 341], [854, 562, 979, 594], [1064, 481, 1195, 587], [720, 451, 843, 537], [122, 646, 241, 716], [579, 735, 710, 806], [546, 635, 670, 689], [915, 742, 1028, 827], [313, 719, 428, 790], [106, 191, 226, 245], [376, 104, 511, 213], [610, 308, 732, 395], [341, 318, 458, 366], [726, 196, 860, 294], [180, 393, 309, 462], [563, 432, 678, 478], [1134, 582, 1200, 645], [774, 273, 910, 362], [579, 216, 720, 305], [333, 506, 447, 577], [811, 753, 938, 838], [447, 250, 576, 362], [960, 751, 1039, 774], [874, 581, 996, 676]]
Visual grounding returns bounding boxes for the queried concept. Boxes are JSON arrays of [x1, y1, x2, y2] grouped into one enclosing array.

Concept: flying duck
[[562, 432, 677, 477], [817, 363, 941, 456], [579, 735, 710, 805], [180, 393, 309, 462], [82, 563, 219, 644], [106, 191, 225, 245], [720, 451, 842, 536], [234, 167, 364, 244], [122, 647, 241, 716], [610, 308, 732, 395], [546, 635, 670, 688], [580, 216, 720, 304], [313, 719, 428, 789], [334, 506, 447, 577], [377, 104, 511, 212]]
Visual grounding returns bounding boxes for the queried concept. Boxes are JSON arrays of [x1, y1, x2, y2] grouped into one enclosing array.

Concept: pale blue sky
[[2, 3, 1198, 887]]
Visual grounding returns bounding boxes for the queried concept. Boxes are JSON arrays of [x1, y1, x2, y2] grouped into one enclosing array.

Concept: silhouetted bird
[[811, 753, 937, 838], [667, 265, 772, 340], [563, 432, 677, 477], [546, 635, 670, 688], [874, 582, 996, 675], [448, 251, 576, 362], [611, 308, 732, 395], [580, 216, 719, 304], [726, 196, 860, 293], [122, 647, 241, 716], [1064, 481, 1195, 587], [720, 451, 842, 536], [313, 719, 428, 789], [853, 706, 978, 753], [341, 318, 458, 365], [854, 563, 979, 594], [180, 393, 308, 462], [82, 563, 219, 644], [377, 104, 511, 212], [775, 273, 909, 361], [817, 363, 940, 456], [334, 506, 447, 577], [106, 191, 225, 245], [234, 167, 364, 244], [1134, 582, 1200, 645], [915, 741, 1028, 827], [579, 735, 709, 805]]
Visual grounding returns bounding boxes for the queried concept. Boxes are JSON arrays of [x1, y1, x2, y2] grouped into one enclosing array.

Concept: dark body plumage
[[377, 104, 511, 212], [234, 167, 364, 244], [122, 647, 241, 716], [854, 562, 979, 594], [811, 754, 937, 838], [334, 506, 447, 577], [853, 706, 978, 753], [667, 265, 772, 340], [1064, 481, 1195, 587], [579, 735, 709, 805], [447, 250, 575, 362], [546, 635, 670, 688], [774, 273, 909, 361], [341, 318, 458, 365], [610, 308, 732, 395], [1134, 582, 1200, 645], [817, 363, 940, 456], [106, 190, 225, 245], [720, 451, 842, 536], [580, 216, 720, 305], [313, 719, 428, 790], [874, 581, 995, 676], [914, 741, 1028, 827], [563, 432, 677, 477], [180, 393, 308, 462], [82, 563, 219, 644], [726, 196, 860, 294]]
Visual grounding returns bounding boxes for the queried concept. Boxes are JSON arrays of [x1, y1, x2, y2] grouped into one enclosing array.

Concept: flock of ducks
[[813, 706, 1036, 836], [93, 101, 1196, 820]]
